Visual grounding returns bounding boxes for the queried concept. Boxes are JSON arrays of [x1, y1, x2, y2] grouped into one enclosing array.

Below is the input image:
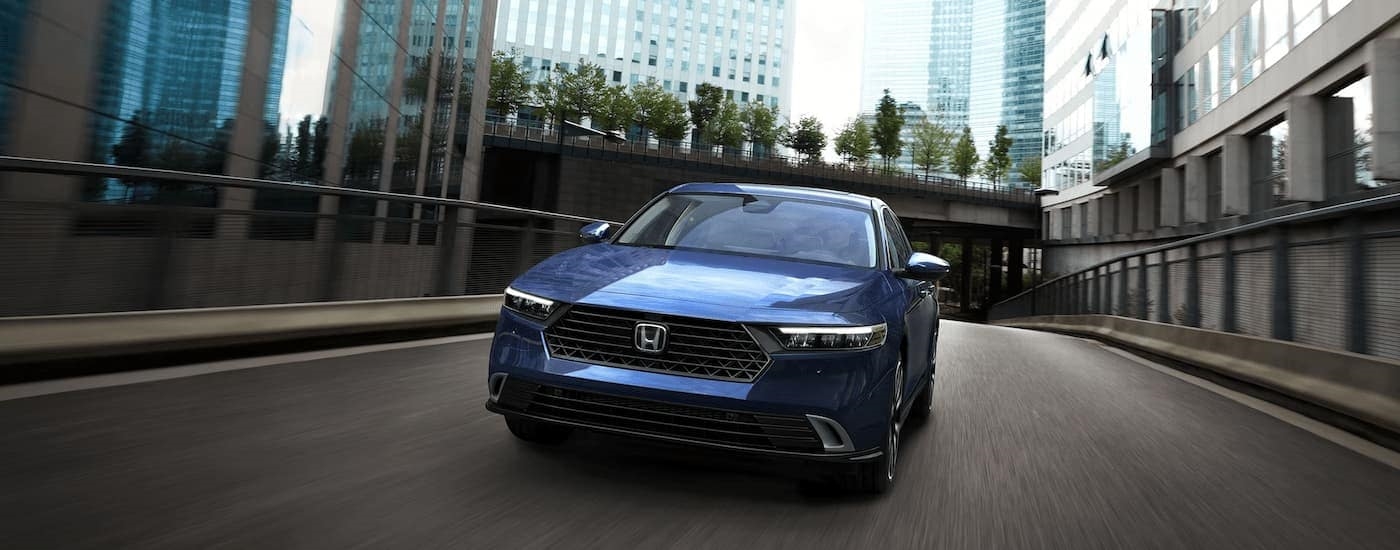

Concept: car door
[[881, 210, 935, 395]]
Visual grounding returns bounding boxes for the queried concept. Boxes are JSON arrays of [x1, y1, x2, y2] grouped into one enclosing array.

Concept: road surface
[[1, 322, 1397, 549]]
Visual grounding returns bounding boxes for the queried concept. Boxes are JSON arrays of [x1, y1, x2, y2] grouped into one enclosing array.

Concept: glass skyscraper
[[492, 0, 794, 115], [861, 0, 1042, 185], [0, 0, 497, 207], [969, 0, 1044, 187]]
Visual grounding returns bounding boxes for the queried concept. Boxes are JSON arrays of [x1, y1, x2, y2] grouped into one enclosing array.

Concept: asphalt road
[[1, 321, 1397, 549]]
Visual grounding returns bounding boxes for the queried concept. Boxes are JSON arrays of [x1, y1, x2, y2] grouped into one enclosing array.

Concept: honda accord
[[486, 183, 948, 493]]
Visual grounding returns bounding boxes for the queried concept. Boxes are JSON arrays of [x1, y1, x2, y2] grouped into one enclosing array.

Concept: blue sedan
[[486, 183, 949, 493]]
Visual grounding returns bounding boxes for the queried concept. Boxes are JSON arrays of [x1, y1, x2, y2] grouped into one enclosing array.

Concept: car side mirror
[[579, 221, 613, 243], [901, 252, 950, 281]]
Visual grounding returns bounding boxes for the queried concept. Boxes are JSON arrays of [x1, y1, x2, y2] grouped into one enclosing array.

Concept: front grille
[[497, 380, 823, 452], [545, 305, 770, 382]]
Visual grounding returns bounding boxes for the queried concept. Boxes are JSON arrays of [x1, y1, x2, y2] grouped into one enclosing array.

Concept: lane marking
[[1096, 344, 1400, 471], [0, 333, 495, 403]]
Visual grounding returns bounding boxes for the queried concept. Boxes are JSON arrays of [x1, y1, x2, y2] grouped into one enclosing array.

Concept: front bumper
[[487, 309, 897, 459]]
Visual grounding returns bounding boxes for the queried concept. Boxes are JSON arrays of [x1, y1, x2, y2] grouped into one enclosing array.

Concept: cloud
[[277, 0, 339, 130]]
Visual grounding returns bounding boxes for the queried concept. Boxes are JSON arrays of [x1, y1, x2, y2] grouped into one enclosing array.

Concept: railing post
[[516, 217, 538, 277], [1079, 272, 1089, 315], [1221, 236, 1237, 332], [1158, 250, 1171, 323], [1118, 258, 1129, 316], [1186, 243, 1200, 327], [434, 205, 462, 296], [1271, 225, 1293, 341], [1137, 254, 1149, 320], [1345, 216, 1368, 353], [145, 205, 180, 309]]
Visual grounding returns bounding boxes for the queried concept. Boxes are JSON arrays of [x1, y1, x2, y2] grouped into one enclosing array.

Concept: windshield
[[614, 193, 878, 268]]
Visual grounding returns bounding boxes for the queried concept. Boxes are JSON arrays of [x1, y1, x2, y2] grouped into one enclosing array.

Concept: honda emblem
[[634, 322, 668, 353]]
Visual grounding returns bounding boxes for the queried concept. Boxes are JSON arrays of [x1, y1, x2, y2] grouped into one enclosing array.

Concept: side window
[[881, 210, 913, 268]]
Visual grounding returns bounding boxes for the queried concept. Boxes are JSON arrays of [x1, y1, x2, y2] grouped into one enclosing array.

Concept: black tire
[[505, 416, 571, 445], [838, 359, 903, 494], [908, 367, 934, 426]]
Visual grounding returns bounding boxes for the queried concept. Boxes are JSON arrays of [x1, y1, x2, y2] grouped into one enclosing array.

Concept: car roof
[[666, 182, 881, 211]]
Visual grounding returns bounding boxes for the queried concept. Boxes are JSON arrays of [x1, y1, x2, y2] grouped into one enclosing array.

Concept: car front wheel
[[839, 359, 903, 494]]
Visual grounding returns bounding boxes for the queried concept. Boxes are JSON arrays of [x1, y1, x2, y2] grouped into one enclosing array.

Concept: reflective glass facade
[[861, 0, 1041, 186], [969, 0, 1044, 187], [494, 0, 792, 113], [1041, 0, 1159, 190], [860, 0, 935, 114], [0, 0, 496, 209]]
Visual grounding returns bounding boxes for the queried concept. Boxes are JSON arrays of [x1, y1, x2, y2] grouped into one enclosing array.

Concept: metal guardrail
[[0, 157, 614, 318], [989, 187, 1400, 361], [481, 118, 1040, 207]]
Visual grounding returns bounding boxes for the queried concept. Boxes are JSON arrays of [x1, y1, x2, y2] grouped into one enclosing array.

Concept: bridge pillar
[[989, 239, 1004, 305], [1159, 167, 1182, 227], [959, 238, 973, 314], [1221, 135, 1251, 216], [1184, 156, 1208, 223], [1286, 95, 1327, 202], [1369, 38, 1400, 182], [1008, 240, 1024, 295]]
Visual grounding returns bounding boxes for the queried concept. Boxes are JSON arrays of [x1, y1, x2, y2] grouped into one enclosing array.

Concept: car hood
[[510, 244, 889, 325]]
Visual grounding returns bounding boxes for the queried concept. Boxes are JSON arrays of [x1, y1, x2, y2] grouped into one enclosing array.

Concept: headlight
[[504, 287, 558, 319], [772, 323, 887, 351]]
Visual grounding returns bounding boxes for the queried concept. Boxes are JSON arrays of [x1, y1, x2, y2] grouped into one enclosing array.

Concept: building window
[[679, 81, 688, 92], [613, 70, 622, 82], [757, 74, 764, 84]]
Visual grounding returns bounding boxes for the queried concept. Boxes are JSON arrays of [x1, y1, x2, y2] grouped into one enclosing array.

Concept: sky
[[791, 0, 866, 159], [279, 0, 868, 157]]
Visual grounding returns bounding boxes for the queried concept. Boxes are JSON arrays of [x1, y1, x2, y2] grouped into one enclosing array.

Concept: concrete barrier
[[0, 295, 503, 365], [994, 315, 1400, 435]]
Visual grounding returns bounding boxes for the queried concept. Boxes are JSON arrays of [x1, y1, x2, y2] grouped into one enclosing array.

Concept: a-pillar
[[1159, 167, 1182, 227], [1286, 95, 1327, 201], [1371, 38, 1400, 182], [1183, 156, 1208, 223], [1221, 135, 1251, 216], [1008, 240, 1024, 295], [959, 237, 973, 313], [989, 238, 1004, 305]]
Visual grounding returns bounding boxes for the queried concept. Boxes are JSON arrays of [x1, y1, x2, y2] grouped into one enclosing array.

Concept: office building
[[861, 0, 1042, 185], [492, 0, 794, 117], [1039, 0, 1398, 275], [0, 0, 498, 208]]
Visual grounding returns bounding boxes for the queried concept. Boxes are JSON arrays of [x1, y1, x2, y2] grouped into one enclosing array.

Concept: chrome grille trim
[[544, 305, 771, 382]]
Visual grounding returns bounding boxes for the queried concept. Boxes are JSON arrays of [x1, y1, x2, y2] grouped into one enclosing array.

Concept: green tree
[[203, 118, 235, 174], [909, 115, 956, 178], [782, 115, 826, 163], [951, 126, 979, 180], [833, 118, 873, 166], [630, 78, 688, 142], [591, 84, 635, 133], [1097, 140, 1131, 171], [739, 101, 781, 157], [534, 60, 608, 124], [111, 110, 151, 168], [981, 124, 1013, 184], [1017, 156, 1042, 188], [311, 116, 329, 180], [873, 89, 905, 170], [687, 83, 725, 146], [488, 50, 532, 117], [295, 115, 313, 176], [705, 98, 745, 151]]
